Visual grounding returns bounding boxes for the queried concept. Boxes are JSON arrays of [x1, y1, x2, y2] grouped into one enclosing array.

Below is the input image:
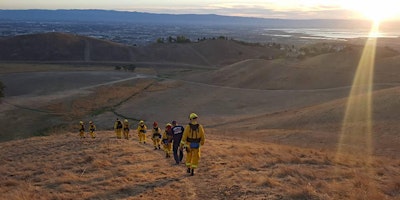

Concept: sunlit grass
[[336, 21, 380, 187]]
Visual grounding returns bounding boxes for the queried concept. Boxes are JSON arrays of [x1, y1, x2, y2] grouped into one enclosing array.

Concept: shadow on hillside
[[85, 176, 183, 199]]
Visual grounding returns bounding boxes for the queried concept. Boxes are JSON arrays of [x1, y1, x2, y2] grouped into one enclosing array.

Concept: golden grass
[[0, 131, 399, 199], [198, 135, 400, 199]]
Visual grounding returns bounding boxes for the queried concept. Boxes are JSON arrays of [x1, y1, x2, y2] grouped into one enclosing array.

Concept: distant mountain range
[[0, 9, 380, 29]]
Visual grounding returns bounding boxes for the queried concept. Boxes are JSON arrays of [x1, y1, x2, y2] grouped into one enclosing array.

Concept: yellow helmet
[[165, 123, 172, 127], [80, 121, 83, 124], [139, 120, 144, 124], [89, 121, 93, 124], [189, 113, 198, 120], [124, 119, 128, 123]]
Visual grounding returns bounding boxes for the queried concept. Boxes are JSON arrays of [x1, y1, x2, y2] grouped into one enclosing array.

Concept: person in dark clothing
[[171, 120, 185, 165]]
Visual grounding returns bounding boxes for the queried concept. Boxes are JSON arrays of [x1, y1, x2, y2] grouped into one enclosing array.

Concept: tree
[[0, 81, 5, 99], [176, 35, 191, 43]]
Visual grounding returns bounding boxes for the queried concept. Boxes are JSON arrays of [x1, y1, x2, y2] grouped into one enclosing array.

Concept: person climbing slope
[[171, 120, 185, 164], [162, 123, 173, 158], [137, 120, 148, 144], [79, 121, 85, 139], [123, 119, 130, 140], [151, 122, 162, 150], [114, 118, 123, 139], [89, 121, 96, 139], [180, 113, 205, 176]]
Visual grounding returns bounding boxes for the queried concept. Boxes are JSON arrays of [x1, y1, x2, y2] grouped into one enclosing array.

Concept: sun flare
[[339, 0, 400, 22]]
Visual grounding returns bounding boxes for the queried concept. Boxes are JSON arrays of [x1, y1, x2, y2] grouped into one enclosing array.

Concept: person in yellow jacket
[[180, 113, 205, 176], [123, 119, 130, 140], [114, 118, 123, 139], [79, 121, 85, 138], [137, 120, 147, 144], [162, 123, 173, 158], [151, 122, 162, 150], [89, 121, 96, 139]]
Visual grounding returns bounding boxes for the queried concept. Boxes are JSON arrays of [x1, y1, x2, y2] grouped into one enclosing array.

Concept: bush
[[156, 38, 164, 43], [125, 64, 136, 72]]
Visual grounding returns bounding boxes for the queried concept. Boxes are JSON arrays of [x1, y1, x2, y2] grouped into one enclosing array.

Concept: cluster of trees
[[156, 36, 191, 44], [115, 64, 136, 71]]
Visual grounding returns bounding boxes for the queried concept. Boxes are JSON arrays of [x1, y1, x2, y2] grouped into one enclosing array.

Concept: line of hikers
[[78, 113, 205, 176]]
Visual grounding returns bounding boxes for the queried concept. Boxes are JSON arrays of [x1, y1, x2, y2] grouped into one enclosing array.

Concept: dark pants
[[173, 144, 183, 164]]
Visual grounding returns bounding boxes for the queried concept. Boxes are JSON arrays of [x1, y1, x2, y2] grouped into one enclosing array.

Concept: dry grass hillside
[[0, 32, 135, 61], [1, 131, 399, 200], [1, 35, 400, 199], [0, 33, 284, 66], [181, 45, 399, 90]]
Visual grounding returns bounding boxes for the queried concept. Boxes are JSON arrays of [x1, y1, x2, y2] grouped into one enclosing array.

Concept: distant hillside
[[183, 44, 400, 89], [0, 32, 285, 65], [140, 40, 284, 66], [0, 32, 135, 61]]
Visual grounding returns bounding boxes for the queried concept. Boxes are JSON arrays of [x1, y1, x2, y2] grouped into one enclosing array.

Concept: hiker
[[151, 122, 162, 150], [137, 120, 147, 144], [79, 121, 85, 138], [114, 118, 123, 139], [89, 121, 96, 139], [180, 113, 205, 176], [123, 119, 130, 140], [171, 120, 185, 164], [162, 123, 173, 158]]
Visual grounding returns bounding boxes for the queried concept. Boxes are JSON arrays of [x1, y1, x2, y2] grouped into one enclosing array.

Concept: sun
[[339, 0, 400, 23]]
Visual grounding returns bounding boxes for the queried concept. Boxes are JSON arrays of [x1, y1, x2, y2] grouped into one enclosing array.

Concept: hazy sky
[[1, 0, 400, 20]]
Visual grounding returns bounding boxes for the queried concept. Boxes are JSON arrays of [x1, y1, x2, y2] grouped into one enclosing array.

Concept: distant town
[[1, 9, 393, 47]]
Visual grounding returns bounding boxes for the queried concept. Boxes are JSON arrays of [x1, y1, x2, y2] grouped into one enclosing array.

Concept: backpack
[[117, 121, 122, 129]]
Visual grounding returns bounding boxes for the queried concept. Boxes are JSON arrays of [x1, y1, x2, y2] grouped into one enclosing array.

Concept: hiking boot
[[187, 168, 191, 173], [191, 169, 194, 176]]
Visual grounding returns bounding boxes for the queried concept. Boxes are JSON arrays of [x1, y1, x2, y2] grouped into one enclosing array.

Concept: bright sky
[[1, 0, 400, 21]]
